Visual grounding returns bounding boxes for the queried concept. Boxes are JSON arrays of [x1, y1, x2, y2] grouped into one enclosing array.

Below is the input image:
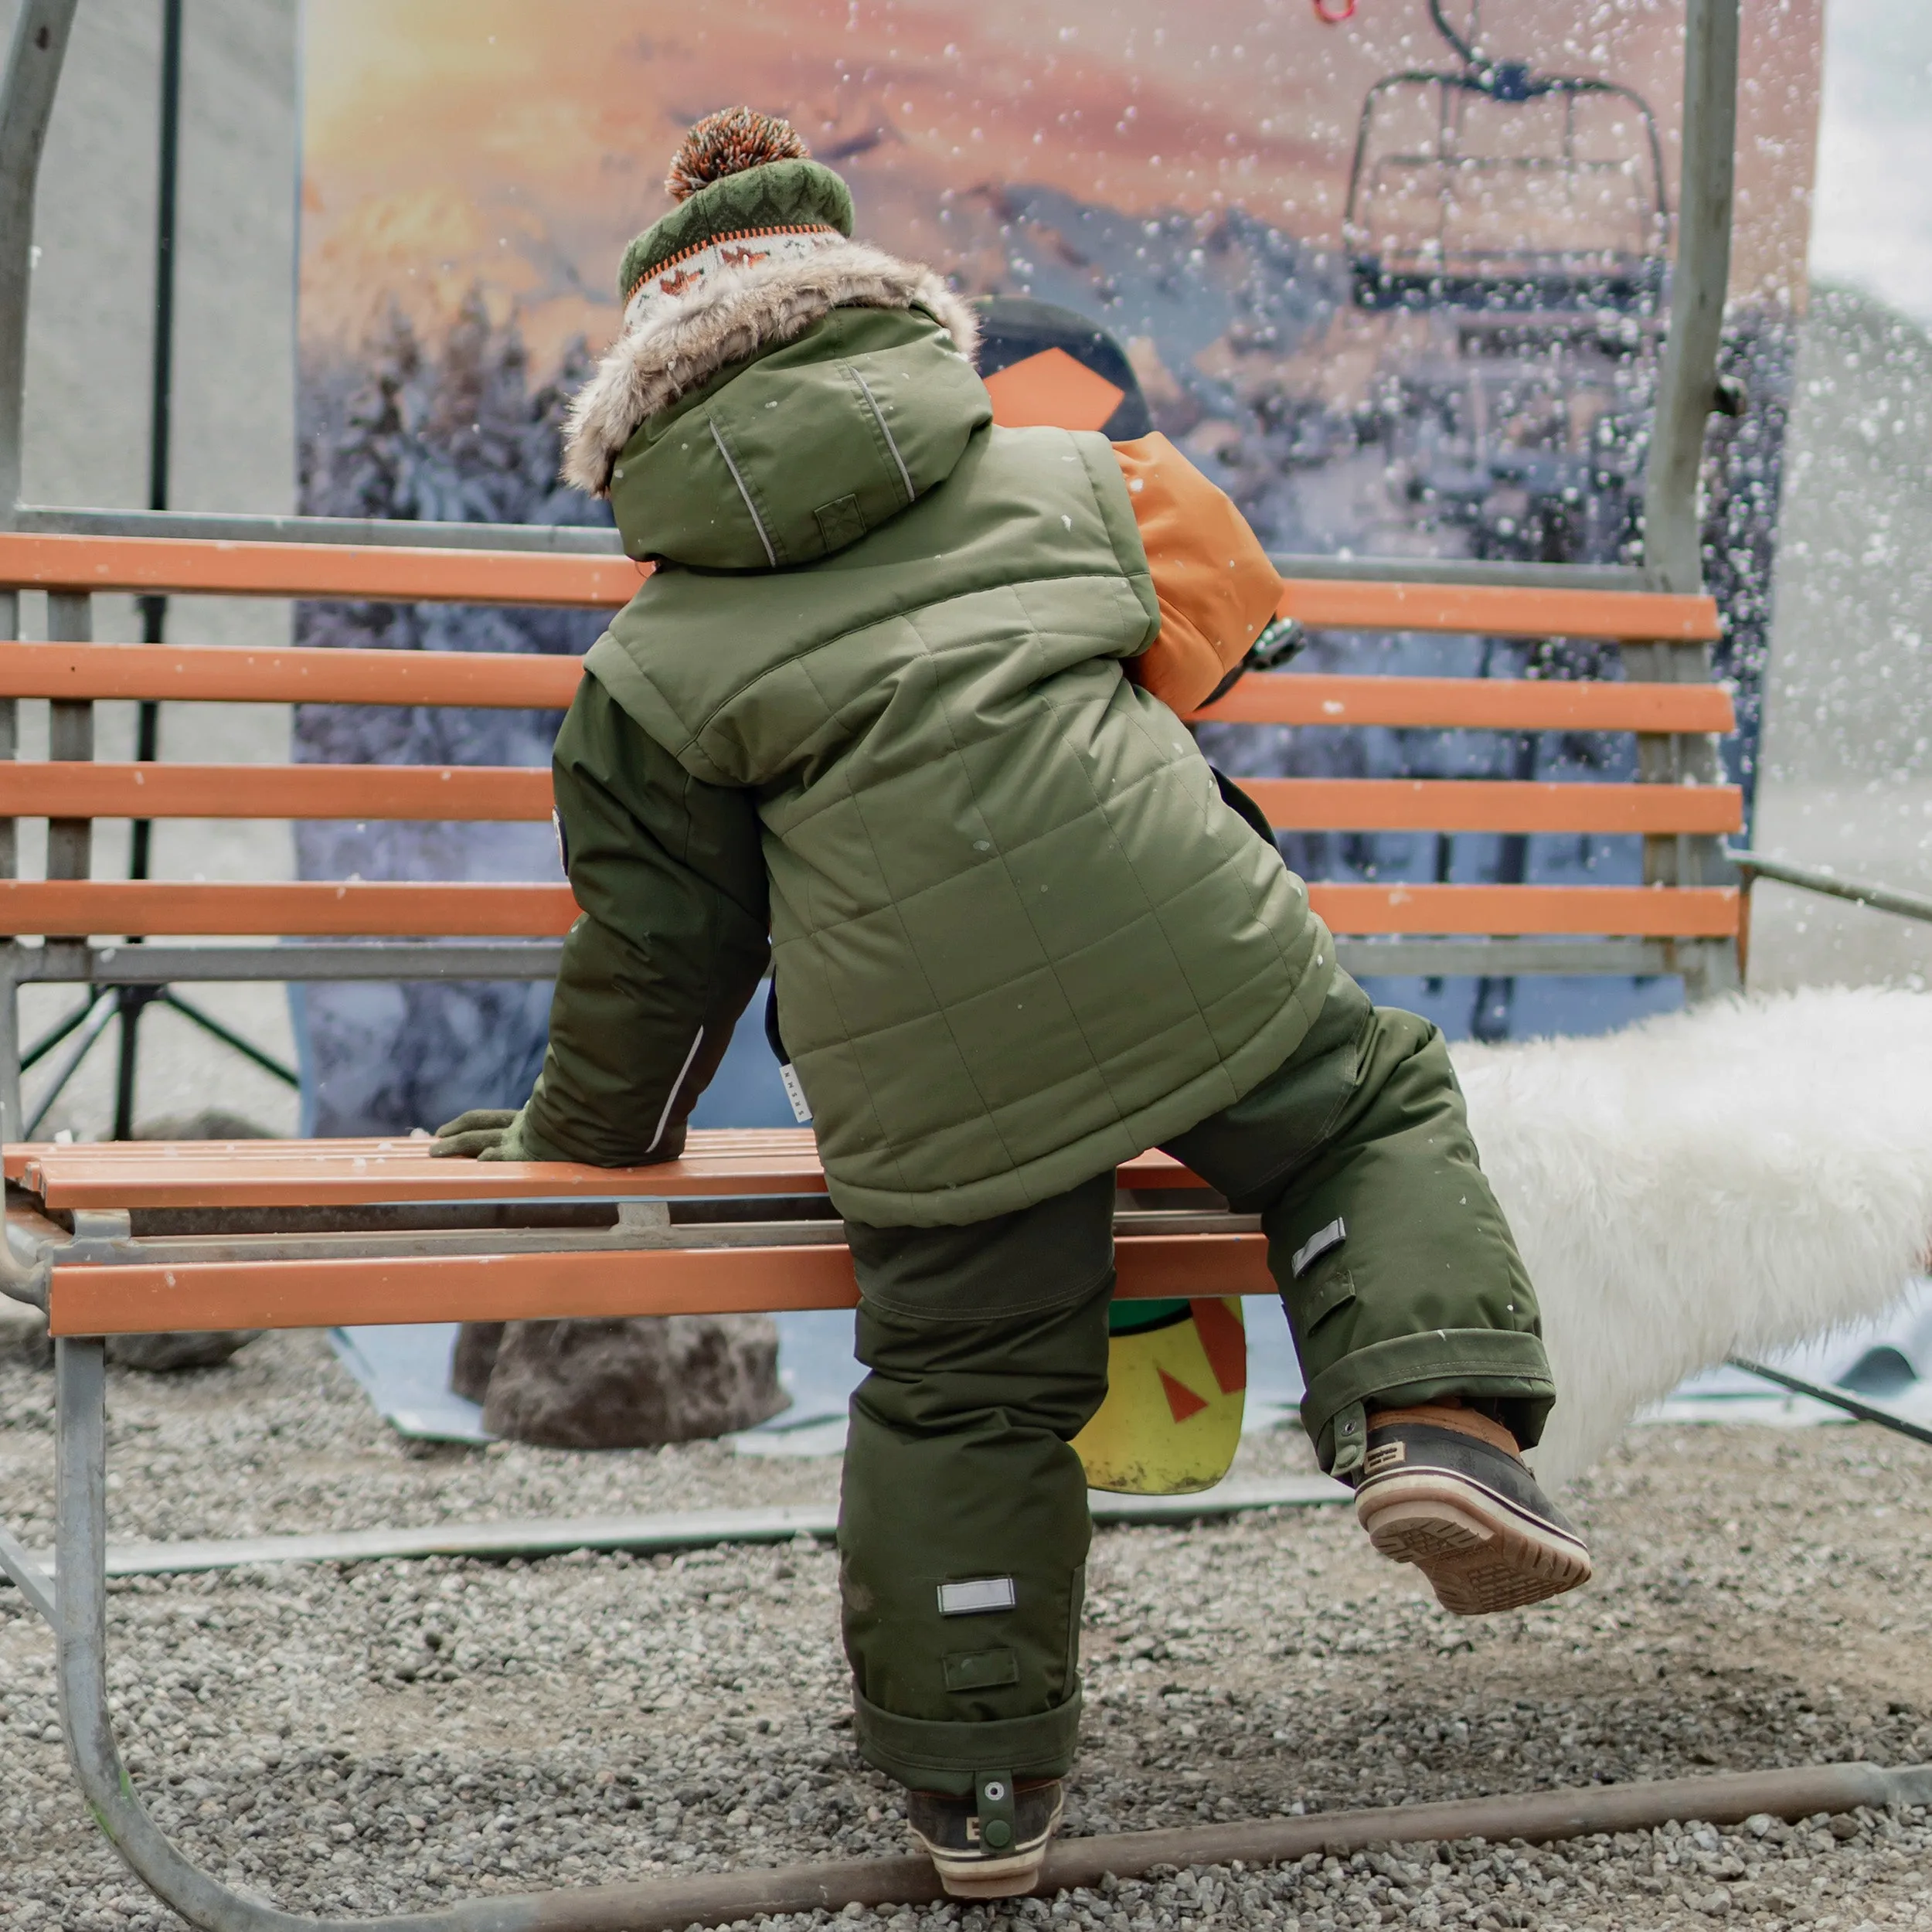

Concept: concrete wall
[[3, 0, 300, 1134], [1749, 285, 1932, 993]]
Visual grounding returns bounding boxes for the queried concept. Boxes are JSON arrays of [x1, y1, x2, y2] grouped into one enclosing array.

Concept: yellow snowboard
[[1073, 1297, 1247, 1495]]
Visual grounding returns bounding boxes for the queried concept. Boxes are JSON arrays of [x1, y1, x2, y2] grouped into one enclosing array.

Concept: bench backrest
[[0, 529, 1739, 975]]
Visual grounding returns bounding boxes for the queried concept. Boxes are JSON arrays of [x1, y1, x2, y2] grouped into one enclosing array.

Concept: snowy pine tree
[[292, 299, 615, 1135]]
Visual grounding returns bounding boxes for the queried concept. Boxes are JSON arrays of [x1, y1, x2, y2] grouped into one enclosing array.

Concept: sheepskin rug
[[1449, 985, 1932, 1489]]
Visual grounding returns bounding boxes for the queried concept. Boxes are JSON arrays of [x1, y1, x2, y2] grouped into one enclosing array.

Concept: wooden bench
[[0, 528, 1746, 1930]]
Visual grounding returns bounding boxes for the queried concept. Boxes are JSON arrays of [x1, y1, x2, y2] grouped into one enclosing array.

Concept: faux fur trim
[[1450, 986, 1932, 1488], [562, 239, 981, 496]]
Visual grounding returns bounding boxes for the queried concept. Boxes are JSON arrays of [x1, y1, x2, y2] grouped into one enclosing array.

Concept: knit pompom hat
[[617, 108, 855, 311]]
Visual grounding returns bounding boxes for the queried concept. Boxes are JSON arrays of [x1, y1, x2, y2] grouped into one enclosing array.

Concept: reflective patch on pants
[[1291, 1216, 1347, 1277], [938, 1577, 1017, 1616]]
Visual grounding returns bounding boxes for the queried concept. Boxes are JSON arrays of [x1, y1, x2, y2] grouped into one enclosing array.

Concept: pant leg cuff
[[1301, 1329, 1555, 1472], [851, 1684, 1083, 1796]]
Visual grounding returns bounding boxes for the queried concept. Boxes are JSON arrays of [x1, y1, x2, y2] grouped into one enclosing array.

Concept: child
[[434, 108, 1588, 1896]]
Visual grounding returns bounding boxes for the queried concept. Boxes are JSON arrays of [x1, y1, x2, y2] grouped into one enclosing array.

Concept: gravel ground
[[2, 1333, 1931, 1930]]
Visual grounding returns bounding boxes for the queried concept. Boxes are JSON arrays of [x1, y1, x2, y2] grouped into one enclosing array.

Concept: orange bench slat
[[0, 878, 1737, 940], [1311, 883, 1738, 937], [1243, 778, 1742, 835], [0, 531, 645, 607], [0, 641, 583, 708], [10, 1133, 1206, 1206], [41, 1230, 1270, 1335], [1192, 672, 1734, 733], [0, 879, 579, 936], [0, 532, 1719, 638], [0, 765, 1741, 835], [1274, 579, 1719, 641], [0, 647, 1732, 735], [0, 762, 555, 821]]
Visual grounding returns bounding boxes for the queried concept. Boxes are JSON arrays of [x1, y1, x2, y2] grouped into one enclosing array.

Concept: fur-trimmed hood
[[563, 239, 980, 498]]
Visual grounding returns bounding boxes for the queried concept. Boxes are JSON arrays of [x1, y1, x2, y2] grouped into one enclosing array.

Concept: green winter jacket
[[520, 302, 1333, 1226]]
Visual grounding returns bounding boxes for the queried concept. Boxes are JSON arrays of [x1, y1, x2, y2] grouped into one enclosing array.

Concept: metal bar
[[44, 589, 92, 887], [1727, 1357, 1932, 1447], [1726, 848, 1932, 926], [0, 1515, 54, 1621], [400, 1762, 1927, 1930], [0, 1, 80, 525], [111, 985, 154, 1140], [0, 947, 20, 1144], [23, 988, 117, 1134], [12, 1480, 1344, 1583], [9, 505, 1668, 588], [155, 989, 301, 1085], [22, 940, 566, 983], [22, 988, 105, 1067], [1640, 0, 1739, 592]]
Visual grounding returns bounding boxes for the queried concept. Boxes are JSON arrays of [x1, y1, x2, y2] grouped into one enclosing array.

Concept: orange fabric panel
[[0, 641, 585, 708], [0, 531, 645, 607], [981, 348, 1125, 430], [0, 879, 577, 937], [0, 763, 554, 821], [1274, 579, 1720, 641], [43, 1231, 1268, 1334], [1114, 434, 1285, 713], [1193, 672, 1735, 733], [1308, 883, 1740, 937], [1240, 778, 1743, 835]]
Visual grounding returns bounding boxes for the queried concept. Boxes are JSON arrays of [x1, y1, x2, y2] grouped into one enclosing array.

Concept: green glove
[[430, 1108, 531, 1162]]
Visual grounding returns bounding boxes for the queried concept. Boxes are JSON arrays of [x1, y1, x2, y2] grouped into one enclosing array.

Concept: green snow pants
[[837, 971, 1553, 1795]]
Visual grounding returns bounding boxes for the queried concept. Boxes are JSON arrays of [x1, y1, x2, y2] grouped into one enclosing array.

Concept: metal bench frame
[[9, 7, 1914, 1932]]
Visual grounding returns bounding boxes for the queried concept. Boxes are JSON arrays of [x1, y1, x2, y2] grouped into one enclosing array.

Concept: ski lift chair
[[1344, 0, 1669, 315]]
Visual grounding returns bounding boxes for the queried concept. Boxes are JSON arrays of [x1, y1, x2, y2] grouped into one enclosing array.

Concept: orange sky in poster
[[299, 0, 1822, 372]]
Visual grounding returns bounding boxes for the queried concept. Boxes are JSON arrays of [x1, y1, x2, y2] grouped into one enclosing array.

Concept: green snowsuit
[[509, 298, 1554, 1793]]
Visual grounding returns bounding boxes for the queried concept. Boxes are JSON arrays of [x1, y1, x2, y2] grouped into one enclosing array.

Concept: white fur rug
[[1449, 986, 1932, 1489]]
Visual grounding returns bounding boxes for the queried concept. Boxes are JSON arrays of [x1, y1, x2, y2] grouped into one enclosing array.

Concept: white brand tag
[[779, 1061, 813, 1124]]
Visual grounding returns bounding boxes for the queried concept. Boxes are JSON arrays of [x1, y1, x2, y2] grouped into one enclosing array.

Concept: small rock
[[101, 1110, 277, 1372], [480, 1315, 791, 1447], [450, 1321, 504, 1403], [107, 1330, 264, 1372]]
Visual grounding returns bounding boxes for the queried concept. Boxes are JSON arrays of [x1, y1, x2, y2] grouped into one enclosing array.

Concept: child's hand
[[430, 1108, 525, 1161]]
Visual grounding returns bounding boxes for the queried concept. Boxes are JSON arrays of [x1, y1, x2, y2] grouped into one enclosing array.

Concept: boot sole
[[1356, 1471, 1592, 1615], [927, 1845, 1050, 1898]]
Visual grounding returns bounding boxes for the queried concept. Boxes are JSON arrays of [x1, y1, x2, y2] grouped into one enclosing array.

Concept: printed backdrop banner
[[295, 0, 1824, 1134]]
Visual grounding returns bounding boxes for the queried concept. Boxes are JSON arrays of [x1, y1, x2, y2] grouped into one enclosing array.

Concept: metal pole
[[131, 0, 182, 878], [0, 0, 78, 525], [1725, 847, 1932, 927], [0, 8, 76, 1145], [1639, 0, 1740, 593]]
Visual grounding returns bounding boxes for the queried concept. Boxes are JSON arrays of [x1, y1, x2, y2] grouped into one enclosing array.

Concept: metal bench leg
[[49, 1336, 547, 1932]]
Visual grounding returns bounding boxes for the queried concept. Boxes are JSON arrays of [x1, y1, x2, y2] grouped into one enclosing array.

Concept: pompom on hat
[[617, 108, 855, 311]]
